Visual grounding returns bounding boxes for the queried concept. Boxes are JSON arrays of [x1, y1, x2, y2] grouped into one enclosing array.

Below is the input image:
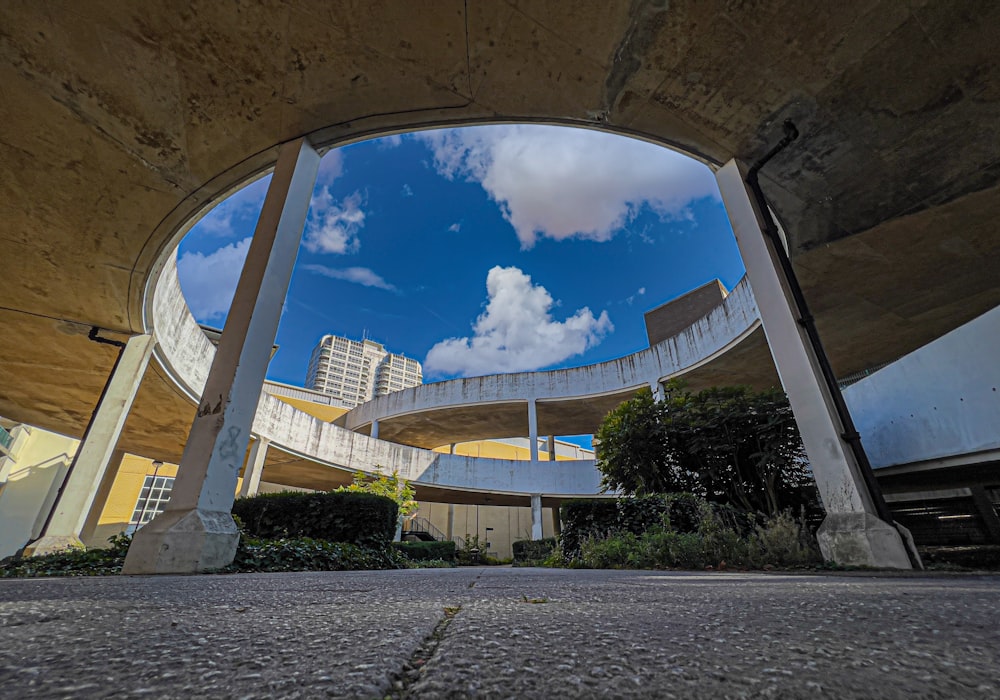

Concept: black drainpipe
[[33, 327, 128, 545], [744, 120, 896, 526]]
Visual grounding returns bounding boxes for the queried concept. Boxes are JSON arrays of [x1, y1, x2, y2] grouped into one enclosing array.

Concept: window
[[127, 474, 175, 535]]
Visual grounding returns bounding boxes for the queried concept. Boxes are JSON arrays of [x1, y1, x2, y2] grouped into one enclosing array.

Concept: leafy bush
[[227, 536, 405, 573], [561, 493, 716, 556], [232, 491, 398, 547], [559, 499, 620, 556], [0, 534, 131, 578], [512, 537, 557, 566], [554, 494, 820, 570], [393, 540, 456, 562]]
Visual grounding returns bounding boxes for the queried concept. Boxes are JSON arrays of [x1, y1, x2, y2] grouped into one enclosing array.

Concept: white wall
[[845, 305, 1000, 469]]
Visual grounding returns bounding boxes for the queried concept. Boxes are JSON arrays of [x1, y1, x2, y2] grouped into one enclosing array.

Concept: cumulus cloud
[[303, 190, 366, 254], [401, 183, 413, 197], [302, 264, 397, 291], [448, 222, 461, 233], [424, 266, 612, 377], [418, 125, 718, 248], [177, 236, 252, 321]]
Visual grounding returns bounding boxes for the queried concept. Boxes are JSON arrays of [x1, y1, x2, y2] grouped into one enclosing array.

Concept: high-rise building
[[305, 334, 423, 408]]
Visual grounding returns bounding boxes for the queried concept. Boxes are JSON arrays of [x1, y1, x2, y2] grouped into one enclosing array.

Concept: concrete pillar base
[[122, 509, 239, 575], [22, 535, 85, 557], [817, 512, 912, 569]]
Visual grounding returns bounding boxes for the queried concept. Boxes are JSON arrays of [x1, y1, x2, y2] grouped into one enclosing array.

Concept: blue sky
[[177, 125, 745, 395]]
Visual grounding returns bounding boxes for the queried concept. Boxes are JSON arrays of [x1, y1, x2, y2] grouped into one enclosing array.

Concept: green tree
[[596, 382, 817, 516], [335, 469, 418, 518], [594, 387, 701, 496]]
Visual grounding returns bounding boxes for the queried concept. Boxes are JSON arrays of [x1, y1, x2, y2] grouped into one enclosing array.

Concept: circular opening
[[171, 124, 746, 450]]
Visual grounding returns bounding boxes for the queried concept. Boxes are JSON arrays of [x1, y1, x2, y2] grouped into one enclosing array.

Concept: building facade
[[305, 335, 423, 408]]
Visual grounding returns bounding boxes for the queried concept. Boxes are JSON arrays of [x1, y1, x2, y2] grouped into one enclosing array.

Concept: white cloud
[[625, 286, 647, 306], [177, 236, 252, 321], [424, 266, 612, 377], [418, 125, 718, 248], [448, 222, 461, 233], [303, 264, 397, 291], [401, 183, 413, 197], [303, 190, 366, 254], [316, 150, 344, 183]]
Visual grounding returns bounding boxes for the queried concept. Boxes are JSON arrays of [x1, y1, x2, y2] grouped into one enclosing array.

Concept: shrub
[[393, 540, 456, 562], [559, 499, 620, 555], [227, 536, 405, 573], [512, 537, 557, 566], [752, 511, 821, 566], [0, 534, 131, 578], [232, 491, 398, 547]]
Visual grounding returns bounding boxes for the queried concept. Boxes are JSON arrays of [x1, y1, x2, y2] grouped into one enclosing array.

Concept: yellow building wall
[[432, 440, 583, 461], [0, 426, 79, 558], [414, 502, 556, 561]]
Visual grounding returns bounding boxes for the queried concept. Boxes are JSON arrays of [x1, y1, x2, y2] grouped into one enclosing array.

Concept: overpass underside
[[1, 1, 999, 570]]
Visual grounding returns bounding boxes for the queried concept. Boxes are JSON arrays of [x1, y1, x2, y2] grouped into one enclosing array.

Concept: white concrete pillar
[[449, 443, 456, 455], [530, 494, 543, 540], [124, 138, 321, 574], [716, 159, 910, 568], [26, 334, 154, 556], [370, 420, 379, 440], [238, 438, 269, 498], [527, 399, 539, 462], [446, 504, 455, 540], [547, 435, 556, 461], [650, 380, 665, 402]]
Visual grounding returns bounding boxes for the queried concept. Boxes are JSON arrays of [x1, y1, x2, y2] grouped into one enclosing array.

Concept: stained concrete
[[1, 568, 999, 699]]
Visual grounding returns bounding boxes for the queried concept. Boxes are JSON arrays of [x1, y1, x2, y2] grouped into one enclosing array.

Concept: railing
[[403, 516, 465, 549]]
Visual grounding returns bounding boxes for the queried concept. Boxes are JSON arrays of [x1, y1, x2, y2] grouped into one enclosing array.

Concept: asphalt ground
[[1, 567, 998, 699]]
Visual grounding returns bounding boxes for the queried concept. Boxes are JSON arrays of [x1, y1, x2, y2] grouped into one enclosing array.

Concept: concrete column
[[79, 449, 128, 547], [531, 494, 543, 540], [238, 438, 269, 498], [716, 159, 911, 568], [26, 334, 155, 556], [446, 504, 455, 540], [650, 380, 665, 402], [449, 443, 456, 455], [551, 505, 562, 537], [547, 435, 556, 461], [370, 420, 379, 440], [124, 137, 321, 574], [527, 399, 539, 462]]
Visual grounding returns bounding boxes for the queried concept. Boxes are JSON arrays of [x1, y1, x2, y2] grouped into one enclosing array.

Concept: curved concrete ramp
[[340, 278, 762, 447], [151, 256, 603, 499]]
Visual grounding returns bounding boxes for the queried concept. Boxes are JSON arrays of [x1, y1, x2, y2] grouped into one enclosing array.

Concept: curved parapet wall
[[341, 278, 761, 438], [148, 255, 603, 497], [148, 253, 763, 498]]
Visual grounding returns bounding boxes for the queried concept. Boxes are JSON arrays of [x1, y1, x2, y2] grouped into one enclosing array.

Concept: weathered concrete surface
[[3, 0, 1000, 472], [1, 568, 999, 699]]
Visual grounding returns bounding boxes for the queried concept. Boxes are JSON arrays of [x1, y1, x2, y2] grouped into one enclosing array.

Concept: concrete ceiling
[[2, 1, 999, 462]]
